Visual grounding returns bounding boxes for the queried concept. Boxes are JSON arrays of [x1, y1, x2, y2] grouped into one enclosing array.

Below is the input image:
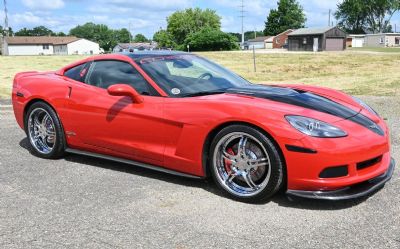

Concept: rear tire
[[209, 125, 284, 203], [25, 102, 65, 159]]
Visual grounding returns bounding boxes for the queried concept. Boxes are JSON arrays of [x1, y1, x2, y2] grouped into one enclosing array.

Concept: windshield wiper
[[180, 91, 227, 98]]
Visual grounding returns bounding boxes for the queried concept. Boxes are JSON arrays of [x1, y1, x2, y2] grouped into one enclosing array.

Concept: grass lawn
[[1, 51, 400, 99], [198, 51, 400, 96]]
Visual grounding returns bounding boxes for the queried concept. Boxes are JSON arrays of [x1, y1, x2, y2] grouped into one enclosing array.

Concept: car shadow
[[19, 137, 381, 210]]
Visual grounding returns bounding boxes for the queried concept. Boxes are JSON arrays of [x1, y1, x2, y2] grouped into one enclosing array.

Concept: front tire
[[25, 102, 65, 159], [209, 125, 284, 202]]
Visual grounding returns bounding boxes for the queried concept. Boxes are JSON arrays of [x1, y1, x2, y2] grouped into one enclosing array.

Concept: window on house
[[395, 38, 400, 45], [303, 38, 307, 45], [379, 37, 384, 44], [43, 44, 49, 50], [276, 38, 280, 44]]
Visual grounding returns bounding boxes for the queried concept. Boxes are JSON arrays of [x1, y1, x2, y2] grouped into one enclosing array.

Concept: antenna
[[239, 0, 245, 48], [3, 0, 9, 36]]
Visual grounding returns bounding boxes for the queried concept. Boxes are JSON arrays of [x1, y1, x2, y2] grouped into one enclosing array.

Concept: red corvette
[[12, 51, 395, 202]]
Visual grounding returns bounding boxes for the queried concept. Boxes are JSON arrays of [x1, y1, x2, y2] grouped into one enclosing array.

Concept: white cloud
[[94, 0, 193, 11], [21, 0, 65, 10]]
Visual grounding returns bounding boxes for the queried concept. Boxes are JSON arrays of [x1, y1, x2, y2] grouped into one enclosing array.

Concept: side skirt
[[65, 148, 203, 180]]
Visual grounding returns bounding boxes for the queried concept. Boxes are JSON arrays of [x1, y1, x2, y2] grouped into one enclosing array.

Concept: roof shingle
[[288, 27, 335, 36], [5, 36, 81, 45]]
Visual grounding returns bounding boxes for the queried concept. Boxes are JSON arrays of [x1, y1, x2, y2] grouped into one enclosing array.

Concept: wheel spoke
[[46, 130, 56, 136], [33, 133, 40, 140], [243, 172, 258, 190], [42, 114, 50, 126], [222, 150, 236, 161], [237, 136, 248, 157], [249, 158, 269, 169], [225, 171, 237, 184], [36, 137, 48, 151], [33, 115, 41, 127]]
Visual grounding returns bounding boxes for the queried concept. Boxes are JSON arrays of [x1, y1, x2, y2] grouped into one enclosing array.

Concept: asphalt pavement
[[0, 96, 399, 249]]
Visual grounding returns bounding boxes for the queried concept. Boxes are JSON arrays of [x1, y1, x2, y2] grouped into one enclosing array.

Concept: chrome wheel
[[28, 108, 56, 154], [213, 132, 271, 197]]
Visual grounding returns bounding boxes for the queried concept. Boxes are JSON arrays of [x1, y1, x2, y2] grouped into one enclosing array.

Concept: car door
[[64, 59, 166, 165]]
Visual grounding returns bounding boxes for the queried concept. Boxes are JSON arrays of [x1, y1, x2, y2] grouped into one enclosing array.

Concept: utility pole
[[239, 0, 245, 49], [328, 9, 331, 27], [128, 22, 133, 43], [4, 0, 9, 36]]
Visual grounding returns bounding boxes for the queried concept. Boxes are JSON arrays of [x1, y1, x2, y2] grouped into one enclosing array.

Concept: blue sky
[[2, 0, 400, 38]]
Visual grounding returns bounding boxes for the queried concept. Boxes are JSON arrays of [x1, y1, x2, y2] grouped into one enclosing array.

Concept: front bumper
[[286, 158, 395, 200]]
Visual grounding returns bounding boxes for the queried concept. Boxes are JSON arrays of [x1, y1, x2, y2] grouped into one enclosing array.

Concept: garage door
[[326, 38, 344, 51], [352, 38, 364, 48]]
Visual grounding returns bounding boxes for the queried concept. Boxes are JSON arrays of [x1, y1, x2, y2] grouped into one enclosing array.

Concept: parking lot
[[0, 96, 399, 249]]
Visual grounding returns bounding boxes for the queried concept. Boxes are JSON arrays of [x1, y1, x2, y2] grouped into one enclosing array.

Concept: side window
[[87, 60, 152, 95], [64, 63, 90, 83]]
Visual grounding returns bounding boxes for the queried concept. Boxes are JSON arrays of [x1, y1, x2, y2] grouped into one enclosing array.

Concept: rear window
[[64, 63, 90, 83]]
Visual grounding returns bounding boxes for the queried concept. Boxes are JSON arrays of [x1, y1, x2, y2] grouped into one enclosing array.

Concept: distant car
[[12, 51, 395, 202]]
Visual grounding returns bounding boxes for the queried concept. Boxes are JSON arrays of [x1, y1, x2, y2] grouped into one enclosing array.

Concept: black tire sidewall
[[209, 125, 284, 203], [25, 102, 65, 159]]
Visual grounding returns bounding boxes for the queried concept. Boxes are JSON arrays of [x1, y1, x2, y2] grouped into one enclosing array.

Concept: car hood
[[224, 84, 384, 136], [226, 84, 361, 120]]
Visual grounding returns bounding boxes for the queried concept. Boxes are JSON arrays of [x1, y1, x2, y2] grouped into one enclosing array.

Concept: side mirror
[[107, 84, 144, 104]]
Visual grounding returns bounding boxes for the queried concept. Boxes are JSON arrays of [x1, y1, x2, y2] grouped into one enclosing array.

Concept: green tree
[[336, 0, 400, 33], [153, 29, 176, 48], [15, 26, 55, 36], [335, 0, 366, 33], [264, 0, 306, 36], [362, 0, 400, 33], [56, 31, 67, 37], [134, 33, 148, 42], [167, 8, 221, 45], [69, 23, 135, 51], [69, 22, 114, 51], [183, 28, 239, 51], [114, 28, 131, 43]]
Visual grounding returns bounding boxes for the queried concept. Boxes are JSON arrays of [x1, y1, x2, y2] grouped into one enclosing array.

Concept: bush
[[183, 28, 239, 51]]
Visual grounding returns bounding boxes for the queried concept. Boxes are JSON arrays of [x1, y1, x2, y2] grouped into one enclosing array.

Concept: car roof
[[58, 51, 189, 75]]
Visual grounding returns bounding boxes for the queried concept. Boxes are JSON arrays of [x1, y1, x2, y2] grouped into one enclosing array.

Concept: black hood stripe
[[227, 85, 384, 136]]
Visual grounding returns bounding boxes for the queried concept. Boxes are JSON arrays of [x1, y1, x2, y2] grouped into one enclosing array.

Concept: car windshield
[[135, 54, 251, 97]]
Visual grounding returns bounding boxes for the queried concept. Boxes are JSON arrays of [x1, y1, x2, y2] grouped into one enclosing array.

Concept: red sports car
[[12, 51, 395, 202]]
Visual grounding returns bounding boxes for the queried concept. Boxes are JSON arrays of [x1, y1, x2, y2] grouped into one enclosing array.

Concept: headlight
[[352, 96, 379, 116], [285, 115, 347, 138]]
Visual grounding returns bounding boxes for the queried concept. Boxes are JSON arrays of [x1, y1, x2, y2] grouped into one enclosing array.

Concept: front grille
[[319, 165, 349, 178], [357, 156, 383, 171]]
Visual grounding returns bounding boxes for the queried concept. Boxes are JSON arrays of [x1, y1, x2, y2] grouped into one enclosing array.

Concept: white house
[[2, 36, 100, 56], [364, 33, 400, 47]]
